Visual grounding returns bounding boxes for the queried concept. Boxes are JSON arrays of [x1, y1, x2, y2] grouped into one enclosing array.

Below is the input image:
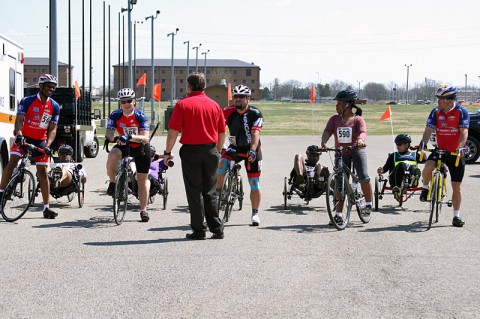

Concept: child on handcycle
[[376, 133, 423, 200], [131, 145, 171, 197], [49, 144, 87, 192], [289, 145, 329, 198]]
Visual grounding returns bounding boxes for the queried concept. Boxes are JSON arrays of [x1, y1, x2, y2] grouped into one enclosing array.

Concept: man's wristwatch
[[164, 150, 171, 155]]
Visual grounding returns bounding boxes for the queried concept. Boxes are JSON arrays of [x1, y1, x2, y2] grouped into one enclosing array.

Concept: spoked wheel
[[374, 177, 379, 211], [237, 176, 244, 211], [28, 180, 38, 206], [1, 170, 36, 222], [113, 171, 129, 225], [326, 173, 351, 230], [427, 176, 438, 230], [354, 182, 371, 224], [218, 174, 233, 223], [283, 177, 288, 210], [436, 176, 445, 224], [162, 177, 168, 210], [77, 181, 85, 208]]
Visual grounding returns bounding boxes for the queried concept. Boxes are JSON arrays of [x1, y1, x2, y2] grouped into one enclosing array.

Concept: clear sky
[[2, 0, 480, 90]]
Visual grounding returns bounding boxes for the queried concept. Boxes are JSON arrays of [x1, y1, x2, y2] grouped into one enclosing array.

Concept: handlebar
[[222, 148, 251, 170], [418, 147, 461, 167], [320, 145, 364, 153], [103, 137, 145, 155]]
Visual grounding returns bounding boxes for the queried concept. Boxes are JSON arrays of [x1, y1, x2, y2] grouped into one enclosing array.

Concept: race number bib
[[337, 127, 352, 143], [39, 113, 52, 129], [123, 127, 138, 136]]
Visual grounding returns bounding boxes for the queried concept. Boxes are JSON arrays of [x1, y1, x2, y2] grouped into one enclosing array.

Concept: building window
[[161, 69, 165, 74], [33, 68, 36, 73], [180, 88, 184, 93], [233, 79, 237, 83], [42, 68, 46, 73], [161, 79, 165, 83], [207, 70, 210, 75], [179, 79, 184, 83], [251, 79, 255, 84], [242, 79, 246, 84], [179, 70, 183, 74], [233, 70, 237, 75], [33, 77, 37, 82], [251, 89, 255, 93], [246, 69, 251, 76], [162, 88, 165, 92], [207, 79, 210, 84]]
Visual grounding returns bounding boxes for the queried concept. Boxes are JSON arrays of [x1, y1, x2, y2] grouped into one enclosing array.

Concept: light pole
[[356, 80, 363, 98], [133, 20, 143, 84], [167, 28, 179, 107], [465, 74, 468, 102], [405, 64, 412, 104], [145, 10, 160, 127], [184, 41, 190, 77], [202, 50, 210, 79], [120, 0, 137, 88], [192, 43, 202, 73]]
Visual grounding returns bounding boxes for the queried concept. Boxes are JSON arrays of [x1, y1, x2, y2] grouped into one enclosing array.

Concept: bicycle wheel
[[427, 175, 438, 230], [283, 177, 288, 210], [28, 179, 37, 206], [237, 175, 244, 211], [1, 170, 36, 222], [374, 177, 379, 211], [354, 182, 371, 224], [326, 172, 351, 230], [113, 170, 129, 225], [77, 181, 85, 208], [435, 175, 445, 224], [162, 177, 168, 210], [218, 174, 233, 223]]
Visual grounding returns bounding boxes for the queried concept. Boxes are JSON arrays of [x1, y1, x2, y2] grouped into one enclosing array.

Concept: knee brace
[[249, 177, 260, 191], [216, 158, 228, 174]]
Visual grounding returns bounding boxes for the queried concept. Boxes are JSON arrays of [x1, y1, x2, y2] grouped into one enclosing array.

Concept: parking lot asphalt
[[1, 135, 479, 318]]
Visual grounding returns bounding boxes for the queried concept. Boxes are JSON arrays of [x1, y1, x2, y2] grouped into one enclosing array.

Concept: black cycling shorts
[[427, 150, 465, 182], [113, 145, 151, 173]]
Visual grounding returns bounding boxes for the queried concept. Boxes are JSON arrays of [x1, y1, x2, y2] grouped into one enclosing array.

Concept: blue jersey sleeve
[[107, 110, 121, 131], [17, 95, 35, 116], [50, 100, 61, 125], [135, 110, 150, 132], [459, 106, 470, 128], [426, 107, 438, 129]]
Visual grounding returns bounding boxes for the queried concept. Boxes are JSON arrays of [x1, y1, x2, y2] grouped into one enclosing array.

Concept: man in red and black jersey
[[105, 88, 152, 222], [418, 86, 470, 227], [217, 85, 264, 226], [0, 74, 60, 219]]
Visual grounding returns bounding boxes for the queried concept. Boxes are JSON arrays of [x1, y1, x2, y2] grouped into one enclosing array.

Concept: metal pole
[[49, 0, 58, 78], [108, 5, 111, 116], [405, 64, 412, 104], [202, 50, 209, 79], [127, 0, 133, 88], [122, 15, 125, 88], [68, 0, 71, 87], [82, 0, 85, 91], [184, 41, 190, 77], [465, 74, 468, 102], [133, 22, 136, 87], [146, 10, 160, 127], [89, 0, 92, 95], [103, 1, 105, 118], [117, 12, 120, 94], [168, 28, 179, 107], [193, 43, 201, 73]]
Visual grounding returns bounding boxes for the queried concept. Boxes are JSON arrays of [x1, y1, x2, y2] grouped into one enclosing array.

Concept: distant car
[[355, 99, 367, 105], [413, 100, 425, 105], [386, 101, 397, 105]]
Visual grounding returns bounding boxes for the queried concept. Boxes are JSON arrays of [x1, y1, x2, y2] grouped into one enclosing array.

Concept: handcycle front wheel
[[113, 170, 129, 225], [77, 181, 85, 208], [1, 170, 36, 222], [326, 172, 352, 230], [283, 177, 288, 210], [162, 177, 168, 210], [374, 177, 379, 211]]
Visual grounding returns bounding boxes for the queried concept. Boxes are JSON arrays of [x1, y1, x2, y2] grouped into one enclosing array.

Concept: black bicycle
[[323, 146, 371, 230], [218, 149, 246, 223], [1, 143, 44, 222]]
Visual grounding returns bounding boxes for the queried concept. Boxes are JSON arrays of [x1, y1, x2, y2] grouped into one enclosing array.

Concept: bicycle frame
[[218, 150, 246, 222]]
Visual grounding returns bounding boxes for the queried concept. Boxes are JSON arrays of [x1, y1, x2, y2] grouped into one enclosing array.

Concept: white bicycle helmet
[[58, 144, 74, 156], [232, 85, 251, 97], [38, 74, 58, 85], [117, 88, 136, 99]]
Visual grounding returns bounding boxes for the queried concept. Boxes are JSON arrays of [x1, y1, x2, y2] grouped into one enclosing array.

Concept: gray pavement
[[1, 135, 479, 318]]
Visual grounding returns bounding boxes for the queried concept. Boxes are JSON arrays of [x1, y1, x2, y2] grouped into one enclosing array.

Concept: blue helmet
[[435, 86, 458, 99]]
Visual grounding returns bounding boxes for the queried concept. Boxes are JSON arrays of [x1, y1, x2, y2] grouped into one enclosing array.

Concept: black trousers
[[179, 144, 223, 234], [389, 162, 416, 187]]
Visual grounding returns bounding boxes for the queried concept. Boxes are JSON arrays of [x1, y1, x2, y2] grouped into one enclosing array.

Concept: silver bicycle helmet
[[38, 74, 58, 86], [232, 85, 251, 97], [117, 88, 136, 99]]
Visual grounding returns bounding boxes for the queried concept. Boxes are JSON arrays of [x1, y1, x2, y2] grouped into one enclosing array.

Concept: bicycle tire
[[162, 177, 168, 210], [435, 175, 445, 224], [113, 170, 128, 225], [1, 170, 36, 222], [374, 177, 379, 211], [326, 172, 351, 230], [427, 175, 438, 230], [78, 181, 85, 208], [218, 173, 233, 223], [238, 176, 243, 211], [283, 177, 288, 210]]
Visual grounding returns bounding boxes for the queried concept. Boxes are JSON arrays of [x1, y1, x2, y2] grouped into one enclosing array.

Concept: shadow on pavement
[[84, 237, 186, 246]]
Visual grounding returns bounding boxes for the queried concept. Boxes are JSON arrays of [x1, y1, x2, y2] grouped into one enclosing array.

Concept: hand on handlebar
[[248, 150, 257, 162], [356, 139, 366, 148], [113, 135, 132, 145], [418, 141, 427, 151], [456, 146, 466, 158], [15, 134, 25, 146], [44, 146, 53, 156]]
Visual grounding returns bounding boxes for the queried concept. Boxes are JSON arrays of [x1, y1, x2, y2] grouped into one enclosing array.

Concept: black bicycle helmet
[[334, 89, 357, 102], [394, 133, 412, 145], [58, 144, 74, 155], [306, 145, 321, 155]]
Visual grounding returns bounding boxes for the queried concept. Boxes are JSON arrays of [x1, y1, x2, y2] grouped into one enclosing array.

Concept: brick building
[[113, 59, 261, 102], [24, 57, 73, 87]]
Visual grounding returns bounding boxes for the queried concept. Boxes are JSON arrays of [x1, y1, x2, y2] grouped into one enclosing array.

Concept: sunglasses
[[233, 95, 246, 99], [120, 99, 134, 104]]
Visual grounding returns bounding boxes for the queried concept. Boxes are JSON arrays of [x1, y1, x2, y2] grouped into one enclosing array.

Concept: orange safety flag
[[136, 73, 147, 87], [227, 83, 232, 102], [310, 84, 315, 103], [74, 80, 81, 98], [379, 106, 392, 121], [153, 83, 162, 101]]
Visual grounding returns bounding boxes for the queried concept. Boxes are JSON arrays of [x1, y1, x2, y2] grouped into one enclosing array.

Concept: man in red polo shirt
[[163, 73, 226, 240]]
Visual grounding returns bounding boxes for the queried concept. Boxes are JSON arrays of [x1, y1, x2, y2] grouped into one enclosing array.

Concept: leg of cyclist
[[216, 156, 229, 193], [58, 166, 73, 187], [352, 149, 373, 211], [106, 147, 123, 196], [420, 159, 435, 202], [0, 154, 21, 196], [36, 155, 57, 219], [292, 154, 305, 185], [247, 153, 262, 226], [447, 155, 465, 227], [133, 145, 151, 222]]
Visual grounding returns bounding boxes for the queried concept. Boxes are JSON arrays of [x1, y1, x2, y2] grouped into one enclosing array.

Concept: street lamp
[[133, 20, 143, 84], [192, 43, 202, 73], [145, 10, 160, 127], [356, 80, 363, 98], [405, 64, 412, 104], [202, 50, 210, 79], [167, 28, 179, 107], [184, 41, 190, 77], [465, 74, 468, 102], [121, 0, 137, 88]]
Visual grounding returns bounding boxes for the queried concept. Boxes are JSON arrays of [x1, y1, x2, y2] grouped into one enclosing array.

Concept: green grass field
[[92, 101, 479, 137]]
